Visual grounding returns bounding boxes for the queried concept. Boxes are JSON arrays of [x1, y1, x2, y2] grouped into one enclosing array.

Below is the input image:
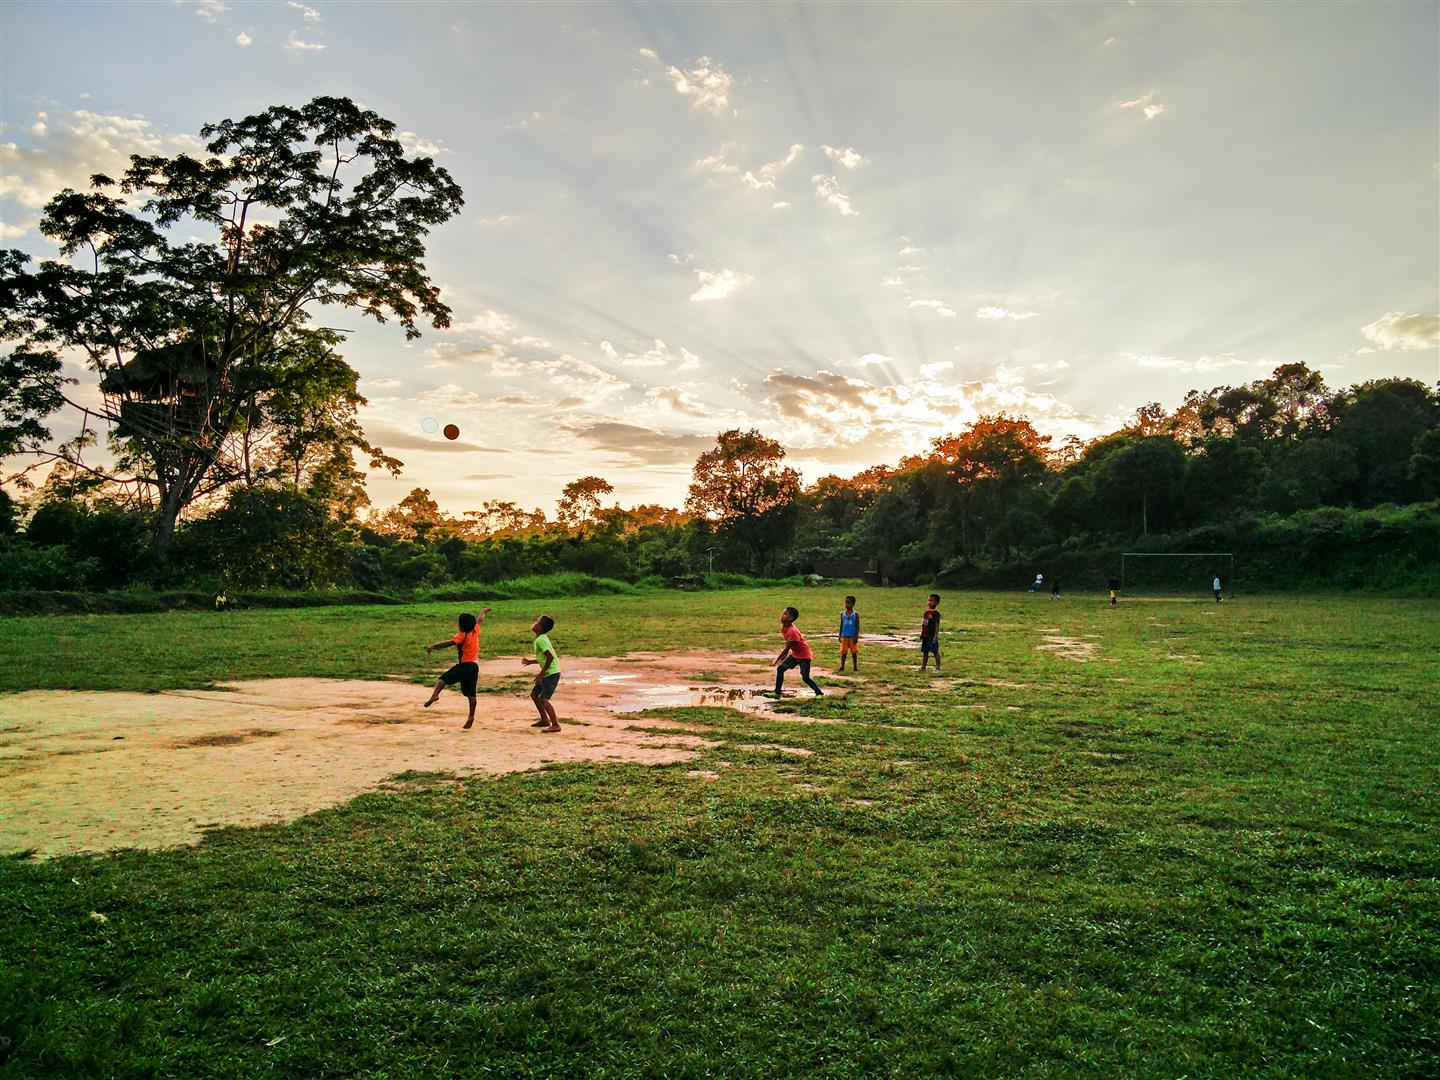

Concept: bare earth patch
[[0, 649, 832, 858], [1034, 635, 1100, 662]]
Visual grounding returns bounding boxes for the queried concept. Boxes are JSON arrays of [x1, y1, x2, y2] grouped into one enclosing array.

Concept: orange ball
[[443, 424, 460, 440]]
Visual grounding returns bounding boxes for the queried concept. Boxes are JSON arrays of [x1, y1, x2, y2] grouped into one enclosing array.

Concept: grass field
[[2, 588, 1437, 1077]]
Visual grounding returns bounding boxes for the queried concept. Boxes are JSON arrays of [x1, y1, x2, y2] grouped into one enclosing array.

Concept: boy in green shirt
[[522, 614, 562, 733]]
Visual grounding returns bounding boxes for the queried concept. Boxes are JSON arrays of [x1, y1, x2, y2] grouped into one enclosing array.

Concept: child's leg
[[799, 659, 823, 696], [424, 678, 445, 706], [774, 659, 791, 696], [530, 686, 548, 725], [463, 694, 477, 729], [838, 645, 848, 672], [933, 648, 941, 671], [542, 699, 560, 730]]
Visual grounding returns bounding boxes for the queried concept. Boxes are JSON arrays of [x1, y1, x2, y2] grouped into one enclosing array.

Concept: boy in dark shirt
[[920, 593, 941, 671]]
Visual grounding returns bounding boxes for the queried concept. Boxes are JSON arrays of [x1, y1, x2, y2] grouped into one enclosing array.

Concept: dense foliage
[[2, 364, 1435, 596]]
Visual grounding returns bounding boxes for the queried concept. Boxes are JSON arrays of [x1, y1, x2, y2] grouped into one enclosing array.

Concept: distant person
[[838, 595, 861, 672], [423, 607, 492, 729], [770, 606, 824, 698], [1213, 573, 1223, 604], [920, 593, 941, 671], [1028, 572, 1044, 592], [522, 614, 562, 732], [1108, 577, 1120, 607], [1050, 577, 1061, 600]]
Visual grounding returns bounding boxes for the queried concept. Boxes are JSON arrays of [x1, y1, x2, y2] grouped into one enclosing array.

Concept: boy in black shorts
[[424, 608, 491, 729], [920, 593, 941, 671]]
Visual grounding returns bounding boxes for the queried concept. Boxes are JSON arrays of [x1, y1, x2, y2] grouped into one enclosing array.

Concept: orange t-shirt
[[782, 623, 813, 660], [451, 629, 479, 663]]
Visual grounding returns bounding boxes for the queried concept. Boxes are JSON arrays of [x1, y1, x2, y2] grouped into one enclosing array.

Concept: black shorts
[[441, 661, 478, 697], [920, 639, 940, 656], [535, 672, 561, 700]]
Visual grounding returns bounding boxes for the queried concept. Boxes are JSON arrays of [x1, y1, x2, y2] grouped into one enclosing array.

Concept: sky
[[2, 0, 1437, 516]]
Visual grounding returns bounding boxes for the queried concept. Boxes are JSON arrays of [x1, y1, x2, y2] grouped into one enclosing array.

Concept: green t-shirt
[[533, 633, 560, 677]]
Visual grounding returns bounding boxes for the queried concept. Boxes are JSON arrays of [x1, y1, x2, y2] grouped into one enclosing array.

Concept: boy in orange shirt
[[769, 606, 824, 698], [423, 608, 491, 729]]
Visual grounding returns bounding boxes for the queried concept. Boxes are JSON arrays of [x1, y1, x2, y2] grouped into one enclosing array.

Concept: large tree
[[0, 96, 463, 561], [556, 476, 615, 531], [685, 429, 801, 574]]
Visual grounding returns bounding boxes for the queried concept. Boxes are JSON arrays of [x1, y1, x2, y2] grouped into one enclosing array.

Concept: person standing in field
[[522, 614, 562, 732], [1213, 573, 1223, 603], [920, 593, 941, 671], [1108, 577, 1120, 607], [771, 606, 824, 697], [838, 595, 861, 672], [423, 608, 492, 729], [1050, 577, 1061, 600]]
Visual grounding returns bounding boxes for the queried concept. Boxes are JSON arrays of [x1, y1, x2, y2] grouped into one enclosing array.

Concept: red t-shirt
[[782, 623, 813, 660], [451, 629, 479, 663]]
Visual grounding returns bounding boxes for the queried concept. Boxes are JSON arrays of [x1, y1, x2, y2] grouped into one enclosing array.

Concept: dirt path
[[1, 649, 829, 858]]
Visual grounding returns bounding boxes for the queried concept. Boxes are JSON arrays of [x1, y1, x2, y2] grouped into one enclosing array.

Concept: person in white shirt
[[1028, 572, 1044, 592], [1213, 574, 1223, 603]]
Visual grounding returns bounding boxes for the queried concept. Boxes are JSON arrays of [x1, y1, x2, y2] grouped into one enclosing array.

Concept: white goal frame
[[1120, 552, 1235, 594]]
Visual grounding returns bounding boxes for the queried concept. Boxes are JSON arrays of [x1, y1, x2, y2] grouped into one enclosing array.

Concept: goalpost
[[1120, 552, 1235, 597]]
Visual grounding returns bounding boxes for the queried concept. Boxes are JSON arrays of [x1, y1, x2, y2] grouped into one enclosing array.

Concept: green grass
[[2, 588, 1437, 1076]]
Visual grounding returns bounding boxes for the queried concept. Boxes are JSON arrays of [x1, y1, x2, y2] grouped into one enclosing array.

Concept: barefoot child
[[423, 608, 492, 729], [522, 614, 562, 733], [838, 595, 860, 672], [920, 593, 941, 671], [771, 606, 824, 698]]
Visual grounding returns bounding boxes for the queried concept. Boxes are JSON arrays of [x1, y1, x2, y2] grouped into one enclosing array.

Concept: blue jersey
[[840, 610, 859, 636]]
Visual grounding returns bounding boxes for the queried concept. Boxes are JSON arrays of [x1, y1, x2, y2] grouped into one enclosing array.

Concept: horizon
[[2, 0, 1437, 517]]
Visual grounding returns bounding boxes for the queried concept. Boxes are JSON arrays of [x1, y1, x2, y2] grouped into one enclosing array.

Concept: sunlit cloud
[[1359, 311, 1440, 352], [1127, 352, 1249, 374], [821, 145, 867, 169], [976, 305, 1039, 321], [287, 1, 322, 21], [562, 421, 714, 466], [367, 377, 402, 389], [1114, 92, 1166, 120], [175, 0, 230, 22], [474, 213, 514, 227], [666, 56, 734, 116], [235, 30, 252, 47], [693, 142, 803, 191], [812, 174, 858, 216], [689, 267, 753, 302], [909, 298, 956, 318], [285, 31, 326, 51], [772, 200, 791, 210], [447, 310, 516, 336], [638, 47, 659, 61], [397, 131, 446, 157], [601, 338, 702, 371]]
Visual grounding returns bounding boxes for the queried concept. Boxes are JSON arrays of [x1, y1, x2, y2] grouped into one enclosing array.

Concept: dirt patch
[[0, 648, 832, 858], [1034, 635, 1100, 662]]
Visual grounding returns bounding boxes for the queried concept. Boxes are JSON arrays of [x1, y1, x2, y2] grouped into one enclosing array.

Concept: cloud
[[511, 335, 552, 349], [0, 109, 204, 227], [976, 305, 1039, 321], [286, 31, 326, 51], [475, 213, 514, 227], [821, 145, 867, 169], [447, 310, 515, 336], [426, 342, 511, 367], [880, 276, 903, 287], [689, 268, 753, 303], [1359, 311, 1440, 352], [1114, 92, 1166, 120], [772, 201, 791, 210], [397, 131, 446, 157], [177, 0, 230, 22], [812, 174, 858, 217], [287, 1, 322, 20], [666, 57, 734, 116], [645, 386, 711, 418], [362, 421, 497, 455], [1126, 352, 1248, 373], [563, 422, 714, 465], [600, 338, 702, 370], [0, 220, 30, 239], [667, 251, 695, 267], [920, 361, 954, 379], [235, 30, 252, 47], [1103, 36, 1118, 47], [693, 142, 803, 191], [849, 353, 895, 368], [909, 298, 957, 318], [366, 377, 402, 389], [899, 244, 922, 256], [638, 47, 659, 61]]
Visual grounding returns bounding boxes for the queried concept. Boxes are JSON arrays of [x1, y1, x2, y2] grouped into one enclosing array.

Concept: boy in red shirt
[[769, 606, 824, 698], [423, 607, 491, 729]]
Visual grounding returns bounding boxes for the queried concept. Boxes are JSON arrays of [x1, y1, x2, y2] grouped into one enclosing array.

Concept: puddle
[[866, 633, 921, 649]]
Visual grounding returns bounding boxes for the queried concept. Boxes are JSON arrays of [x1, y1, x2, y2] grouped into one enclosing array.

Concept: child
[[920, 593, 941, 671], [521, 614, 562, 733], [1213, 573, 1223, 603], [424, 607, 492, 729], [1108, 577, 1120, 607], [1050, 577, 1061, 600], [838, 595, 860, 672], [771, 607, 824, 697]]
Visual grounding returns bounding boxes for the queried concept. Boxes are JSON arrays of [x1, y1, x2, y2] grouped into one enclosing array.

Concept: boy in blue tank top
[[838, 595, 860, 672]]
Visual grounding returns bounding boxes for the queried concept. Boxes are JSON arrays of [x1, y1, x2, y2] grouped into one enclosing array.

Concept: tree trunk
[[1141, 487, 1149, 536], [151, 481, 186, 565]]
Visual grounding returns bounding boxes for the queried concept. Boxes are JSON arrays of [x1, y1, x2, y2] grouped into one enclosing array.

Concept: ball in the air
[[443, 424, 460, 441]]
